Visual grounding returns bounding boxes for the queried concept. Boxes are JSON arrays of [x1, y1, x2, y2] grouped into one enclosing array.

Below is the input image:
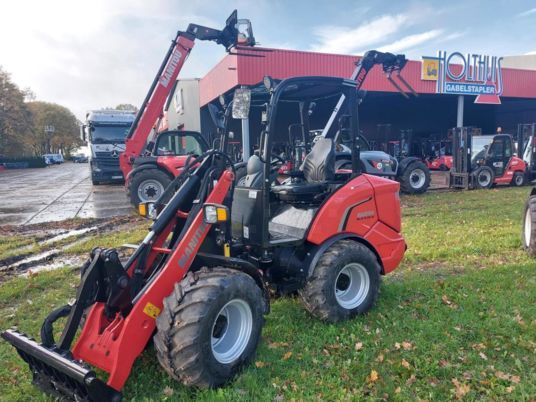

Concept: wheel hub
[[211, 299, 253, 364], [478, 171, 491, 187], [409, 169, 426, 189], [137, 179, 165, 202], [334, 263, 370, 309]]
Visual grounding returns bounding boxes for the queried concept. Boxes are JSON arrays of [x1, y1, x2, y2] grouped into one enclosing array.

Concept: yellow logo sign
[[143, 302, 161, 319], [421, 57, 439, 81]]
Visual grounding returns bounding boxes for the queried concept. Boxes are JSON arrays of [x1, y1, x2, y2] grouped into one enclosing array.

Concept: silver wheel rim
[[137, 179, 164, 202], [524, 207, 532, 247], [211, 299, 253, 364], [478, 171, 492, 187], [409, 169, 426, 189], [334, 263, 370, 309], [515, 174, 524, 186]]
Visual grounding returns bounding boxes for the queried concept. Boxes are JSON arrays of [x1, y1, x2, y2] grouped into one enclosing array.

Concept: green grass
[[0, 187, 535, 401]]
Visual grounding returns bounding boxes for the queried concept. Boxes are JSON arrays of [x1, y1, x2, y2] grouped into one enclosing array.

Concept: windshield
[[155, 132, 206, 156], [90, 125, 131, 143], [471, 136, 493, 162]]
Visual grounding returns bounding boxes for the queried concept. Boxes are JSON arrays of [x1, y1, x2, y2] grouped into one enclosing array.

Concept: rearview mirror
[[232, 88, 251, 120], [208, 103, 225, 130], [80, 125, 86, 141]]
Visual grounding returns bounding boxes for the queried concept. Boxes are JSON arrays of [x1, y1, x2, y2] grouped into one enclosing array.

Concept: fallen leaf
[[355, 342, 363, 351], [402, 341, 413, 350], [463, 371, 472, 380], [510, 375, 520, 384], [451, 378, 470, 399], [495, 371, 509, 381], [406, 374, 416, 385], [268, 341, 289, 349], [394, 342, 401, 350], [479, 352, 488, 361], [162, 386, 174, 397], [282, 351, 292, 361], [395, 387, 401, 394], [401, 359, 410, 369], [442, 294, 452, 305], [255, 361, 267, 368], [439, 359, 449, 368], [376, 353, 384, 363], [367, 369, 379, 383], [505, 386, 514, 393]]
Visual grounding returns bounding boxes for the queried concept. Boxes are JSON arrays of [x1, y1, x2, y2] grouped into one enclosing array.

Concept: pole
[[241, 87, 250, 161], [456, 95, 464, 128]]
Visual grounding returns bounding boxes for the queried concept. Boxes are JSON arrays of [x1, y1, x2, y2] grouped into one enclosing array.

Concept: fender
[[126, 161, 173, 184], [397, 156, 421, 175], [304, 233, 385, 278]]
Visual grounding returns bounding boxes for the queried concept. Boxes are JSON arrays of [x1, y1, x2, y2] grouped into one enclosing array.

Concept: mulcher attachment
[[1, 329, 121, 401]]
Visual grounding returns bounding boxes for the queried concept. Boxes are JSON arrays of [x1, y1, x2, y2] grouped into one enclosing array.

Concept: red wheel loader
[[2, 53, 407, 402], [121, 10, 255, 207]]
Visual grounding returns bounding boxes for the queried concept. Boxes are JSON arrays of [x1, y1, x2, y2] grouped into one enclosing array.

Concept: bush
[[0, 157, 47, 168]]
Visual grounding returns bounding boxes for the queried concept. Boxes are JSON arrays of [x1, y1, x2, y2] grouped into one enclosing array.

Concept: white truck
[[80, 110, 136, 184]]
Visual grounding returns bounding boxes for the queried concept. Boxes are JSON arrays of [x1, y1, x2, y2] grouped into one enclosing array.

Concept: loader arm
[[320, 50, 416, 139], [120, 10, 255, 178]]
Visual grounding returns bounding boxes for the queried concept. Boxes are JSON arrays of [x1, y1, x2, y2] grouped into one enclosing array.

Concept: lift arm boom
[[321, 50, 416, 139], [120, 10, 254, 177]]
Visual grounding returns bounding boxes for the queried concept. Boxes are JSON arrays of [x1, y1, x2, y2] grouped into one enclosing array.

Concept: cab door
[[486, 135, 513, 177]]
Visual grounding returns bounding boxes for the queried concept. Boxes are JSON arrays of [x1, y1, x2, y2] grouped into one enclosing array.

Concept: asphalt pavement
[[0, 163, 133, 225]]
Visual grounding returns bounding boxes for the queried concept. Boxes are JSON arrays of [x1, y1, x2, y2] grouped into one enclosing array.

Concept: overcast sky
[[1, 0, 535, 120]]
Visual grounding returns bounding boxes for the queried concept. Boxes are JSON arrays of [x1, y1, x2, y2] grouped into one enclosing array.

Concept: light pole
[[44, 125, 55, 154]]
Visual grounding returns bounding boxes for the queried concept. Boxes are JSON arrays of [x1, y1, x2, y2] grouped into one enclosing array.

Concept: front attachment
[[1, 329, 121, 401]]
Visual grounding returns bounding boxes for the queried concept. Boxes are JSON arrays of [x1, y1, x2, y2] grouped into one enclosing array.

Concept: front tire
[[522, 195, 536, 256], [299, 240, 381, 323], [399, 161, 430, 194], [128, 168, 171, 207], [473, 166, 494, 189], [154, 267, 265, 388]]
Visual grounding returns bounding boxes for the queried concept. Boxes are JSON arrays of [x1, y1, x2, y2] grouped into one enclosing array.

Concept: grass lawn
[[0, 187, 535, 401]]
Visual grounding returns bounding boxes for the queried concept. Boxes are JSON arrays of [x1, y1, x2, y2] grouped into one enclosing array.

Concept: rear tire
[[522, 195, 536, 256], [399, 161, 431, 194], [473, 166, 494, 189], [512, 171, 526, 187], [154, 267, 265, 388], [299, 240, 380, 323], [128, 168, 171, 207]]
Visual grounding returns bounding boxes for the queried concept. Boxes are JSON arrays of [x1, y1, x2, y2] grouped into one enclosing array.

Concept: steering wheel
[[270, 155, 285, 166]]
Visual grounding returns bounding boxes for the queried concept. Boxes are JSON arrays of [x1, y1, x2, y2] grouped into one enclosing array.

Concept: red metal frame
[[494, 155, 526, 184], [72, 170, 235, 391]]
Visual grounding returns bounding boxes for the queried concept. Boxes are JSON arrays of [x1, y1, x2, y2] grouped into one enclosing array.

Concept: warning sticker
[[143, 302, 161, 319]]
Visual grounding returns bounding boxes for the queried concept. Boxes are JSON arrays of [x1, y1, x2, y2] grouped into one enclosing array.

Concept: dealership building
[[167, 48, 536, 152]]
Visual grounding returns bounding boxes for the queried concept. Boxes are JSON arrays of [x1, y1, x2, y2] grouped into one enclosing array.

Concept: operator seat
[[272, 138, 335, 204]]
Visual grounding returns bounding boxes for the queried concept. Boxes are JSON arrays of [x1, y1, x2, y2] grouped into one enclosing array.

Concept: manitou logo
[[178, 221, 208, 268], [159, 49, 183, 88]]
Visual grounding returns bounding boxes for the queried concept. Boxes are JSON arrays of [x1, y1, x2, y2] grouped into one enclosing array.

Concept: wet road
[[0, 163, 133, 225]]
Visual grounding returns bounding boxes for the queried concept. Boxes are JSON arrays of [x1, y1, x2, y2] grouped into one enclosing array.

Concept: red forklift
[[450, 127, 527, 189], [2, 51, 408, 401], [120, 11, 256, 206]]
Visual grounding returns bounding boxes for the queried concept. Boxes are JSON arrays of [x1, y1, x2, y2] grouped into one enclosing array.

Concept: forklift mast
[[119, 10, 255, 178], [518, 123, 536, 173]]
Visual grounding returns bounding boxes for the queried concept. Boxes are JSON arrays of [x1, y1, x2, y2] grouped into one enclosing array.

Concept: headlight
[[203, 204, 229, 224]]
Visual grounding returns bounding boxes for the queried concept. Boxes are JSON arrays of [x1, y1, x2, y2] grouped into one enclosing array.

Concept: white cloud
[[377, 29, 443, 53], [518, 7, 536, 17], [525, 50, 536, 55], [311, 14, 409, 54]]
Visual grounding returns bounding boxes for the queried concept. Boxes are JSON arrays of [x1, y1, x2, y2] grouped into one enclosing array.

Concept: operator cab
[[230, 76, 361, 247]]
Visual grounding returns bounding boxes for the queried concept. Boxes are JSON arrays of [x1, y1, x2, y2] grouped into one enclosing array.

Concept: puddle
[[40, 226, 98, 245], [21, 255, 86, 277]]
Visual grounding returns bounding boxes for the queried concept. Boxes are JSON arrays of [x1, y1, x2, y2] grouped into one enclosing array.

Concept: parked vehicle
[[43, 154, 64, 165], [81, 110, 135, 184], [72, 154, 89, 163], [0, 52, 408, 401]]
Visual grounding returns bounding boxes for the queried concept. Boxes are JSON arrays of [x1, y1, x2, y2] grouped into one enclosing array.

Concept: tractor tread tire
[[473, 166, 494, 189], [299, 240, 381, 323], [154, 267, 264, 389], [128, 168, 171, 207], [522, 195, 536, 257], [399, 161, 431, 194]]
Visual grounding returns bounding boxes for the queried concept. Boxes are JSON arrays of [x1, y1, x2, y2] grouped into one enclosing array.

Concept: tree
[[0, 67, 32, 156], [26, 102, 81, 156], [115, 103, 138, 112]]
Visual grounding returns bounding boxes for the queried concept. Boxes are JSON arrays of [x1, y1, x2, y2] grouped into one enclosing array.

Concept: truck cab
[[81, 110, 136, 185]]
